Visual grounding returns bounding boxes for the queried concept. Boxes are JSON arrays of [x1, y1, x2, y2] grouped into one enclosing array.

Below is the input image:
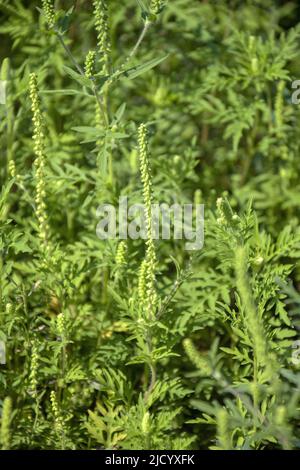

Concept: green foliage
[[0, 0, 300, 450]]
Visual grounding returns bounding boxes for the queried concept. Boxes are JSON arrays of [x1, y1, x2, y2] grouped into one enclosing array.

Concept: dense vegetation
[[1, 0, 300, 450]]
